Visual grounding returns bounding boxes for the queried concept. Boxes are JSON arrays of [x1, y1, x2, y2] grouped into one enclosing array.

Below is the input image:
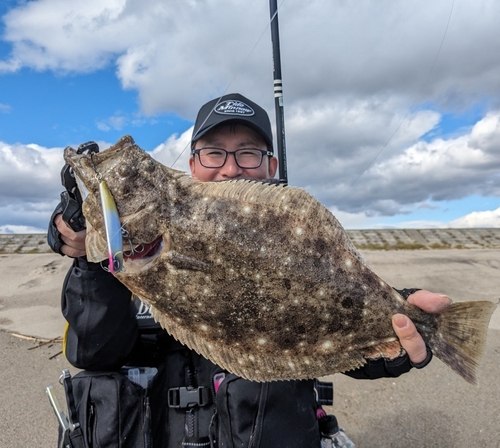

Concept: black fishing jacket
[[61, 256, 416, 447]]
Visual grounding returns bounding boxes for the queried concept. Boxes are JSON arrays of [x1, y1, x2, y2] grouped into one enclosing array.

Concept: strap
[[395, 287, 422, 299], [62, 370, 80, 429], [410, 344, 433, 369], [61, 369, 87, 448], [47, 200, 65, 255], [60, 190, 85, 232], [314, 380, 333, 406], [248, 382, 268, 448], [67, 428, 87, 448], [168, 386, 212, 408]]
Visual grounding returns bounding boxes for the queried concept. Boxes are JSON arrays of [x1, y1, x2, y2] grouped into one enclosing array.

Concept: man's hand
[[392, 290, 452, 364], [54, 213, 87, 258]]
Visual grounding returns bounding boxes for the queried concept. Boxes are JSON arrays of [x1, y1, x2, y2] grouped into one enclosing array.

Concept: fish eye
[[118, 164, 138, 178], [118, 164, 132, 177], [141, 158, 156, 173], [121, 184, 131, 196]]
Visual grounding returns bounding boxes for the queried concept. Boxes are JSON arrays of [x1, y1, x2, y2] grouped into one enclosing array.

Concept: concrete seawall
[[1, 228, 499, 254]]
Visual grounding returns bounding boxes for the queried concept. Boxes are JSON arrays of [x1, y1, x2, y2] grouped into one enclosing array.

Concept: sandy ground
[[0, 249, 499, 447], [325, 249, 500, 448]]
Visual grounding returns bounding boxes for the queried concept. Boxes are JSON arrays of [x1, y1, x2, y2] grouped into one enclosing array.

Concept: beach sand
[[1, 249, 499, 447]]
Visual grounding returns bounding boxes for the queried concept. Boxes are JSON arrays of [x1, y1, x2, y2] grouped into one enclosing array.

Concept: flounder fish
[[64, 135, 496, 383]]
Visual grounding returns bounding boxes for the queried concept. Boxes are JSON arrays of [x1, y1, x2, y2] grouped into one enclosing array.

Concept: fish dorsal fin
[[192, 180, 367, 266], [194, 179, 311, 209]]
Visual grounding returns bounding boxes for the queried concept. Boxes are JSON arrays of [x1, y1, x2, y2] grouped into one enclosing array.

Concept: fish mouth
[[123, 236, 164, 263]]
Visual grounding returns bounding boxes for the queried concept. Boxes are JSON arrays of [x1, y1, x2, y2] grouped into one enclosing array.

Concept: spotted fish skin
[[64, 135, 496, 383]]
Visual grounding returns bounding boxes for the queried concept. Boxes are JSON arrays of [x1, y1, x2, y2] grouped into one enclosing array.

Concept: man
[[49, 93, 450, 447]]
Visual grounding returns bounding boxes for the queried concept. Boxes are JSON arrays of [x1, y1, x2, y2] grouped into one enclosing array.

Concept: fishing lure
[[98, 179, 124, 274], [88, 152, 124, 274]]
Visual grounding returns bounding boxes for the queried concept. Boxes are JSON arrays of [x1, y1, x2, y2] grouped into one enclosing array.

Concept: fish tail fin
[[430, 301, 496, 384]]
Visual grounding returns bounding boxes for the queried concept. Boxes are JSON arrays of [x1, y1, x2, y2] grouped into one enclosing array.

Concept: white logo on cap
[[214, 100, 255, 116]]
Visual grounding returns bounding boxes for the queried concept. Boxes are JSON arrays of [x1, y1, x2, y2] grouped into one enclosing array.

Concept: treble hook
[[90, 152, 103, 181], [122, 227, 145, 257], [121, 227, 136, 256]]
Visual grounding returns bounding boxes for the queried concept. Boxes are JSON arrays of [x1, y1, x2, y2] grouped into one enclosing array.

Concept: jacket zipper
[[143, 391, 152, 448], [88, 401, 95, 447]]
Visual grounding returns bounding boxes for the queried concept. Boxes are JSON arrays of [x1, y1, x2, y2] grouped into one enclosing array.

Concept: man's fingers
[[407, 290, 452, 313], [61, 245, 87, 258], [54, 213, 69, 235], [54, 213, 87, 257], [392, 314, 428, 364], [55, 214, 86, 245], [60, 233, 86, 250], [55, 214, 86, 241], [392, 290, 450, 365]]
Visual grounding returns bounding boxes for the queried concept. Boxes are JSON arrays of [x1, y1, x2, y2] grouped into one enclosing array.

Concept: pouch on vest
[[216, 373, 322, 448], [61, 369, 152, 448]]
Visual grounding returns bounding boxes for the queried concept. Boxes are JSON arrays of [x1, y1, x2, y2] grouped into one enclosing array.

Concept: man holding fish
[[49, 93, 451, 447]]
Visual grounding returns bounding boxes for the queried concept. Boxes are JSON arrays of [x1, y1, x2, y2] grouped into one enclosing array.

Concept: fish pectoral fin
[[85, 221, 108, 263], [165, 251, 208, 272], [362, 339, 401, 360]]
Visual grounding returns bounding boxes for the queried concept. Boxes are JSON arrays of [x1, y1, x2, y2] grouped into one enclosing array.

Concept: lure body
[[99, 180, 123, 273]]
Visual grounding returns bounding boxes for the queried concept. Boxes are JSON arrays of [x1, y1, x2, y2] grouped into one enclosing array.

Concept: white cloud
[[315, 111, 500, 216], [149, 109, 500, 225], [1, 110, 499, 232], [0, 224, 47, 234], [3, 1, 500, 117], [96, 113, 157, 132], [96, 114, 127, 131], [468, 112, 500, 154], [1, 0, 132, 73], [0, 103, 11, 113], [151, 127, 192, 171], [283, 97, 442, 196], [0, 200, 59, 233], [0, 138, 116, 231], [326, 207, 382, 230], [0, 141, 64, 204], [449, 207, 500, 228], [372, 220, 450, 230]]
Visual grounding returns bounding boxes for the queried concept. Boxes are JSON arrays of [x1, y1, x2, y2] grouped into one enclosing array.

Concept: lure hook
[[122, 228, 136, 256], [90, 152, 103, 182]]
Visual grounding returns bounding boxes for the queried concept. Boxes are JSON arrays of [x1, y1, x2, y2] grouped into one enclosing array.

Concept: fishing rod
[[269, 0, 288, 185]]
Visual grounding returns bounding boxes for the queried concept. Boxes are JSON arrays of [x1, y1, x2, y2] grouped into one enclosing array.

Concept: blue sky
[[420, 105, 487, 142], [1, 0, 499, 233], [0, 68, 191, 149]]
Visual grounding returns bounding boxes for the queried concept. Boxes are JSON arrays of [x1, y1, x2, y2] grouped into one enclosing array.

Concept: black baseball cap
[[191, 93, 273, 152]]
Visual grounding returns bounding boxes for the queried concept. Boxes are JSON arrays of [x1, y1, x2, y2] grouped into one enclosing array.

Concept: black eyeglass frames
[[191, 147, 273, 169]]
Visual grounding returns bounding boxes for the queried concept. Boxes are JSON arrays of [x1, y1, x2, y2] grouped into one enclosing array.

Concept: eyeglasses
[[191, 147, 273, 169]]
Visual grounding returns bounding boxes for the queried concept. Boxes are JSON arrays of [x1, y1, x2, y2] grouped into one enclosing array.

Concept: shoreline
[[1, 228, 500, 254]]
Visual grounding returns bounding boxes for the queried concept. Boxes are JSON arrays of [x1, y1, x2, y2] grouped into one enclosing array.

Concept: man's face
[[189, 124, 278, 182]]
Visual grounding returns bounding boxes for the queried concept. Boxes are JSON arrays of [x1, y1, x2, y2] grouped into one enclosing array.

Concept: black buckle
[[168, 386, 211, 409], [76, 141, 100, 155], [315, 380, 334, 406]]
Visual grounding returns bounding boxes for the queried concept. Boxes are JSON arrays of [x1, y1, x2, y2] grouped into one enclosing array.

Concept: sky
[[1, 0, 500, 233]]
